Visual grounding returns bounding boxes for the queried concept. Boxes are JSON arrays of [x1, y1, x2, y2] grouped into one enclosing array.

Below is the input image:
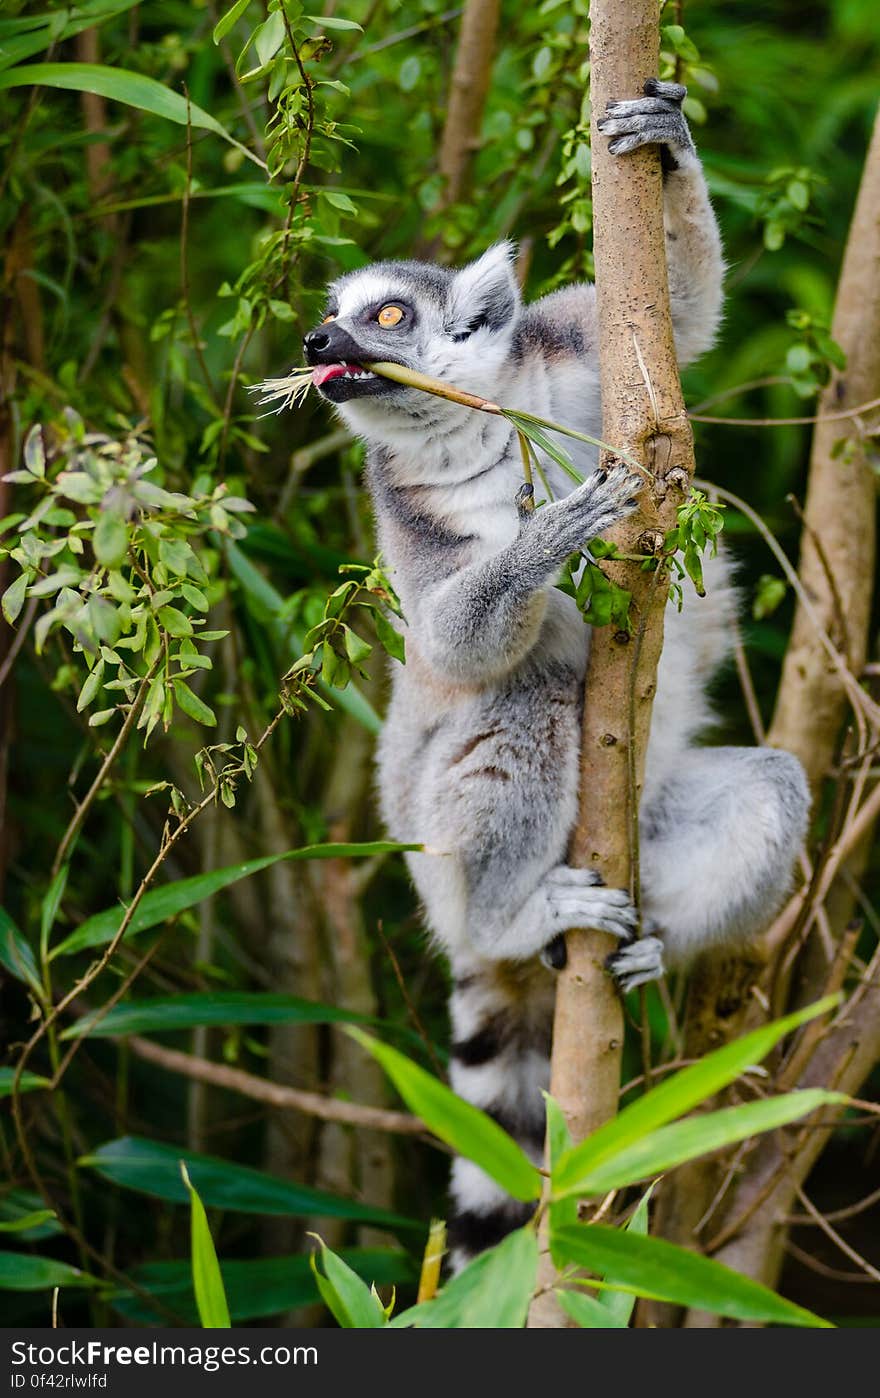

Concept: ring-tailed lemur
[[303, 81, 810, 1268]]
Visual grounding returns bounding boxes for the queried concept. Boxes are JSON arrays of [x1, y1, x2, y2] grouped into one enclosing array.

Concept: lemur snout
[[303, 328, 331, 358], [303, 321, 364, 365]]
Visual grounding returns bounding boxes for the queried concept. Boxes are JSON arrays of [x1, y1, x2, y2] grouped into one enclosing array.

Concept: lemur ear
[[446, 241, 521, 338]]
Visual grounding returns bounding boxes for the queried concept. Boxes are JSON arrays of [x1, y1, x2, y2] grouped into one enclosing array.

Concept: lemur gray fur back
[[303, 81, 810, 1268]]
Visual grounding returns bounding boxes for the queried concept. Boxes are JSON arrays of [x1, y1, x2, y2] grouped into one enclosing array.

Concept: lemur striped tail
[[446, 958, 555, 1272]]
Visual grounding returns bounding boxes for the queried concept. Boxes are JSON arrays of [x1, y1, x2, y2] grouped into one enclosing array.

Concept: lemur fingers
[[534, 464, 641, 559], [597, 78, 696, 169], [542, 866, 639, 943], [606, 935, 666, 994]]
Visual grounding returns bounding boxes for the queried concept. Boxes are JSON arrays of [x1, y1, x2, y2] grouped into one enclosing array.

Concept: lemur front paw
[[535, 464, 642, 560], [606, 934, 665, 994], [597, 78, 695, 172]]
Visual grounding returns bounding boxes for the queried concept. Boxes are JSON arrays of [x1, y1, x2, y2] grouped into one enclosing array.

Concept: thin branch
[[0, 596, 37, 690], [127, 1036, 424, 1137], [793, 1183, 880, 1284], [51, 659, 160, 878], [689, 391, 880, 427]]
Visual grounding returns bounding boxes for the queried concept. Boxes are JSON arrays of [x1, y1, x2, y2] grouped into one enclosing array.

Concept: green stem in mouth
[[363, 360, 503, 413], [364, 361, 649, 479]]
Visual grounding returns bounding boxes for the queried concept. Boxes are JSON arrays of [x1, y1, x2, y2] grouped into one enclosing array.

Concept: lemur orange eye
[[321, 313, 337, 324], [377, 305, 404, 328]]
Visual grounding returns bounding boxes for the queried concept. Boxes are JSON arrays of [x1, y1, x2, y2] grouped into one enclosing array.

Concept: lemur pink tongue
[[312, 362, 359, 386]]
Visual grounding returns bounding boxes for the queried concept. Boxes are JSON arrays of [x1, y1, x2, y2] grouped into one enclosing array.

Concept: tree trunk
[[528, 0, 695, 1327], [437, 0, 501, 210], [767, 108, 880, 787]]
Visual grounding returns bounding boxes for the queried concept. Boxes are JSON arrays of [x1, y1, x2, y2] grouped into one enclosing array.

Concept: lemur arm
[[597, 78, 724, 367], [663, 158, 724, 365], [414, 466, 640, 683]]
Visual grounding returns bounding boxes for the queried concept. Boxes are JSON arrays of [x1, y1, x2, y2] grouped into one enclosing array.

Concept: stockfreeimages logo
[[10, 1341, 318, 1377]]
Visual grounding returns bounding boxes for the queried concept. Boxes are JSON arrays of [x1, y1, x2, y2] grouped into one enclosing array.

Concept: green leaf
[[0, 64, 259, 164], [63, 989, 383, 1040], [398, 55, 421, 92], [349, 1029, 541, 1203], [556, 1287, 627, 1328], [552, 996, 839, 1198], [110, 1250, 412, 1325], [0, 1252, 96, 1291], [0, 1067, 51, 1099], [0, 1, 142, 73], [0, 1210, 57, 1236], [558, 1091, 842, 1197], [2, 572, 29, 625], [310, 1237, 384, 1327], [343, 625, 372, 665], [40, 863, 68, 962], [0, 906, 43, 998], [181, 1163, 231, 1329], [544, 1093, 577, 1245], [597, 1186, 653, 1327], [93, 509, 128, 567], [172, 679, 216, 727], [373, 610, 405, 663], [224, 540, 382, 733], [551, 1225, 830, 1327], [76, 659, 105, 712], [391, 1227, 538, 1328], [80, 1137, 419, 1233], [51, 841, 420, 959], [0, 1192, 62, 1241], [503, 412, 583, 483], [157, 604, 192, 637], [213, 0, 252, 44], [304, 14, 363, 31]]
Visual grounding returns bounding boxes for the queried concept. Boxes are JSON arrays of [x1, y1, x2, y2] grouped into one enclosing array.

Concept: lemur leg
[[639, 747, 810, 966], [596, 78, 724, 364], [411, 680, 640, 966]]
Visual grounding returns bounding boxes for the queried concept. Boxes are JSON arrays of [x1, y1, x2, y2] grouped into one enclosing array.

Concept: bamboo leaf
[[181, 1163, 231, 1329], [310, 1237, 385, 1328], [0, 907, 43, 998], [0, 1, 142, 72], [553, 996, 840, 1196], [390, 1227, 538, 1328], [556, 1287, 627, 1328], [349, 1029, 541, 1203], [63, 989, 384, 1040], [79, 1137, 419, 1233], [50, 841, 420, 959], [551, 1225, 830, 1327], [0, 1210, 57, 1235], [553, 1090, 843, 1198], [0, 1252, 96, 1291], [0, 64, 260, 166], [0, 1067, 52, 1099], [109, 1250, 413, 1325], [596, 1186, 653, 1327]]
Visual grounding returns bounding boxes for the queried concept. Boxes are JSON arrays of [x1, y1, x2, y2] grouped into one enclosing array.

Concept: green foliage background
[[1, 0, 879, 1327]]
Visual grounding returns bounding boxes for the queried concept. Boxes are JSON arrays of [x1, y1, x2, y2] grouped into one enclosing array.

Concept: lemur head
[[303, 242, 521, 439]]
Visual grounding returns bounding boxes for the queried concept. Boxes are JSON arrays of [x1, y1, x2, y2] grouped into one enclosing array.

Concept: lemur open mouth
[[312, 360, 401, 404]]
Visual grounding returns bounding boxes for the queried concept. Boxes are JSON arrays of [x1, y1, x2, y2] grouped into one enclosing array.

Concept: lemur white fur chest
[[302, 78, 810, 1267]]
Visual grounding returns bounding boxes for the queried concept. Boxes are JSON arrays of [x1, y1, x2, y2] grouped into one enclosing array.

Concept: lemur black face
[[303, 299, 414, 403]]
